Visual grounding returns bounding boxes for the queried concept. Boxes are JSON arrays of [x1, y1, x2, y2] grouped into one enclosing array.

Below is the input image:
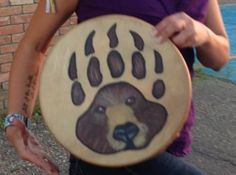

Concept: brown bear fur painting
[[76, 82, 167, 154]]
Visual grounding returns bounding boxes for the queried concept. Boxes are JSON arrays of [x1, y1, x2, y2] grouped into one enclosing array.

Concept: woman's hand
[[153, 12, 210, 48], [5, 124, 59, 175]]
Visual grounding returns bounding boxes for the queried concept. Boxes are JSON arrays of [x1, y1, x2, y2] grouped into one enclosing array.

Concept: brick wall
[[0, 0, 77, 111]]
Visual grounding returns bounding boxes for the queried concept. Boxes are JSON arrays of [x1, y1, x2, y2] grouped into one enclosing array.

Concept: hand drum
[[39, 15, 192, 167]]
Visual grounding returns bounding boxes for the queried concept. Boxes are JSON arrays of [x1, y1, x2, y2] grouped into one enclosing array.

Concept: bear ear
[[68, 52, 78, 80]]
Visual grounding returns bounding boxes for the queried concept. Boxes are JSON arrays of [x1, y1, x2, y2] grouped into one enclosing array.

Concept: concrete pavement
[[0, 73, 235, 175], [186, 75, 236, 175]]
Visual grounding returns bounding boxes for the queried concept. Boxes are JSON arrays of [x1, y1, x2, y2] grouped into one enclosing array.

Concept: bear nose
[[113, 122, 139, 145]]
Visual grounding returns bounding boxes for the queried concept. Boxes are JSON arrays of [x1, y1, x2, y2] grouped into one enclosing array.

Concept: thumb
[[6, 126, 59, 174], [18, 147, 59, 175]]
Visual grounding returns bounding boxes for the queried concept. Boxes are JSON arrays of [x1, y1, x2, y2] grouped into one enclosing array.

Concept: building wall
[[0, 0, 236, 111], [0, 0, 77, 111]]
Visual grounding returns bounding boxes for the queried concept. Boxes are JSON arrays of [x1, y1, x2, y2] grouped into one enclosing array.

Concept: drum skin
[[39, 15, 192, 167]]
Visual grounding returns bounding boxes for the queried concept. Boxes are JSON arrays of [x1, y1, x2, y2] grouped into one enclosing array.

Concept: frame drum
[[40, 15, 192, 167]]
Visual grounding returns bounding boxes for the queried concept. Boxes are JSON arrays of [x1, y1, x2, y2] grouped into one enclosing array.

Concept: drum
[[39, 15, 192, 167]]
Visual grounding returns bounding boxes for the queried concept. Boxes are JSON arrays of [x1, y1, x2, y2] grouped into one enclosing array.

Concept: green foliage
[[193, 69, 215, 85], [0, 110, 6, 130], [194, 69, 213, 81], [32, 104, 42, 123]]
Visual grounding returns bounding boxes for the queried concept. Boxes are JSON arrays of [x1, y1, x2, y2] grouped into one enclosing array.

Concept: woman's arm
[[8, 0, 78, 116], [196, 0, 229, 70], [154, 0, 230, 71], [6, 0, 79, 174]]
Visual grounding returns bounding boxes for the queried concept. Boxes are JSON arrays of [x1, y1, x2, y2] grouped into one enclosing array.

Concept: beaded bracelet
[[4, 113, 28, 131], [45, 0, 56, 14]]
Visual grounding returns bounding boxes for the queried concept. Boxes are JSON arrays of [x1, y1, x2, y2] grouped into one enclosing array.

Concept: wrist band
[[3, 113, 28, 131], [45, 0, 56, 14]]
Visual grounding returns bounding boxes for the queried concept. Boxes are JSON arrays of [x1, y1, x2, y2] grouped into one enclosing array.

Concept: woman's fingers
[[154, 13, 189, 43], [6, 126, 59, 175], [24, 148, 59, 175], [153, 12, 209, 48], [26, 131, 59, 174], [41, 156, 60, 175], [17, 140, 59, 175]]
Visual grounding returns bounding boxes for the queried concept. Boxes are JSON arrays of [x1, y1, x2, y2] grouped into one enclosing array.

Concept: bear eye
[[125, 96, 136, 106], [95, 105, 106, 113]]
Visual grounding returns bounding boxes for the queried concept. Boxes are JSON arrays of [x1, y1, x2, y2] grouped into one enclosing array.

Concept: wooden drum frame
[[39, 15, 192, 167]]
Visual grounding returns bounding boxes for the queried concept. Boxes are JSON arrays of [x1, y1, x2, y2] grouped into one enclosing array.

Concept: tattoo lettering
[[22, 103, 28, 113], [22, 68, 39, 114]]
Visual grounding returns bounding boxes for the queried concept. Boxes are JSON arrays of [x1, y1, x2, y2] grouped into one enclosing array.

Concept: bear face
[[76, 82, 167, 154]]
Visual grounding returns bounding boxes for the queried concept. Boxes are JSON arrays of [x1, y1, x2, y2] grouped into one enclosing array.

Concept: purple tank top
[[75, 0, 209, 157], [76, 0, 208, 24]]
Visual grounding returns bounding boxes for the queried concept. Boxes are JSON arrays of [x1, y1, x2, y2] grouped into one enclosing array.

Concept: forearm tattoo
[[22, 68, 39, 114]]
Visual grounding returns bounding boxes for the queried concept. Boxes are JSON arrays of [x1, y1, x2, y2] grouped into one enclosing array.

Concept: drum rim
[[39, 14, 192, 167]]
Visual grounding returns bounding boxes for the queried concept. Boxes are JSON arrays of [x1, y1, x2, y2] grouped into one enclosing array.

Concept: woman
[[4, 0, 229, 174]]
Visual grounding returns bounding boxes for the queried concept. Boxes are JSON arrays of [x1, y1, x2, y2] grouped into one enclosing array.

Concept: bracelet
[[4, 113, 28, 131]]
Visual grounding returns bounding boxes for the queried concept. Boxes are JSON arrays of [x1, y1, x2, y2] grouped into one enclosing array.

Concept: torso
[[75, 0, 209, 157]]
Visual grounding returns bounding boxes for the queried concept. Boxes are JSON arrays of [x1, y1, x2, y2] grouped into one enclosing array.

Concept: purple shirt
[[75, 0, 209, 157], [76, 0, 208, 24]]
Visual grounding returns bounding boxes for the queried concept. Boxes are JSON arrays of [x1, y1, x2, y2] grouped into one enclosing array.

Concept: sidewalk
[[219, 0, 236, 4], [186, 75, 236, 175], [0, 74, 236, 175]]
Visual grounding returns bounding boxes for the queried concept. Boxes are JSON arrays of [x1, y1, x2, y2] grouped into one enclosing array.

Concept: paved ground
[[218, 0, 236, 4], [0, 74, 236, 175], [186, 75, 236, 175], [219, 0, 236, 4]]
